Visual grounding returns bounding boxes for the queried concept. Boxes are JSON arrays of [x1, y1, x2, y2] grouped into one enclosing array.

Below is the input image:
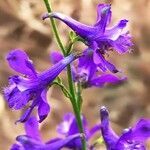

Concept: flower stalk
[[43, 0, 86, 149], [43, 0, 65, 55]]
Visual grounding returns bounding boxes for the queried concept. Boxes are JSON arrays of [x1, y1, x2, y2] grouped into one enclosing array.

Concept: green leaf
[[69, 31, 76, 42], [52, 78, 72, 99]]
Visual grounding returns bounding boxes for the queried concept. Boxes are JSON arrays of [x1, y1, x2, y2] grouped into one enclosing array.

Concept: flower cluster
[[3, 2, 148, 150], [11, 113, 100, 150], [11, 107, 150, 150], [43, 4, 133, 73], [4, 49, 77, 123], [50, 50, 126, 88], [11, 116, 82, 150]]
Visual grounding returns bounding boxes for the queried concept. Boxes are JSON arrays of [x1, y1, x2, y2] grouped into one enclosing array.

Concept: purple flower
[[50, 50, 126, 88], [48, 113, 101, 149], [43, 4, 133, 73], [4, 49, 76, 123], [100, 106, 150, 150], [11, 116, 82, 150]]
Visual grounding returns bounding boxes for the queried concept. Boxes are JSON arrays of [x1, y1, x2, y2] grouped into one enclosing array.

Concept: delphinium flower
[[100, 106, 150, 150], [11, 116, 82, 150], [43, 4, 133, 73], [4, 49, 77, 123], [48, 112, 101, 149], [50, 50, 125, 88]]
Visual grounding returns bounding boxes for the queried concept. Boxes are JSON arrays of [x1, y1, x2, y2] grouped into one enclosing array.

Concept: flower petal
[[93, 51, 118, 73], [45, 134, 82, 150], [16, 98, 39, 123], [4, 82, 31, 110], [88, 124, 101, 139], [50, 51, 63, 64], [100, 106, 119, 149], [16, 134, 82, 150], [16, 135, 44, 150], [16, 108, 33, 124], [118, 119, 150, 143], [25, 117, 41, 141], [95, 4, 112, 34], [90, 74, 125, 87], [78, 49, 97, 80], [38, 89, 50, 123], [113, 32, 133, 54], [57, 113, 74, 135], [105, 60, 119, 73], [105, 20, 128, 40], [10, 143, 24, 150], [56, 113, 88, 149], [6, 49, 37, 78]]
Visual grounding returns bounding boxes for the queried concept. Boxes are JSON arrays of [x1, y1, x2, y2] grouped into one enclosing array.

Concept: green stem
[[43, 0, 86, 149], [77, 82, 83, 112], [43, 0, 65, 55], [66, 65, 86, 149]]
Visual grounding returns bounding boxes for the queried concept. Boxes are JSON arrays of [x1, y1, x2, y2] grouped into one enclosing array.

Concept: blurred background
[[0, 0, 150, 149]]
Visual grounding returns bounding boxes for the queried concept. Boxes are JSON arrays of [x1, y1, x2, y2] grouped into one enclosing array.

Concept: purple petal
[[93, 50, 118, 73], [15, 108, 33, 124], [95, 4, 111, 34], [90, 74, 125, 87], [38, 89, 50, 123], [43, 12, 96, 40], [42, 134, 82, 150], [93, 49, 105, 65], [113, 32, 133, 54], [68, 115, 88, 136], [46, 138, 62, 144], [6, 49, 37, 78], [16, 135, 44, 150], [16, 98, 39, 123], [25, 117, 41, 141], [93, 51, 107, 72], [4, 83, 31, 110], [118, 119, 150, 143], [10, 143, 24, 150], [50, 51, 63, 64], [57, 113, 74, 135], [88, 124, 101, 139], [104, 61, 119, 73], [78, 49, 94, 68], [78, 49, 97, 80], [100, 106, 119, 149], [17, 134, 82, 150], [105, 20, 128, 40]]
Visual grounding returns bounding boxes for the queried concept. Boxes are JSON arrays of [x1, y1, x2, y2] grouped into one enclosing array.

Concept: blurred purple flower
[[50, 51, 126, 88], [43, 4, 133, 73], [100, 106, 150, 150], [11, 116, 82, 150], [4, 49, 76, 123], [48, 113, 100, 149]]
